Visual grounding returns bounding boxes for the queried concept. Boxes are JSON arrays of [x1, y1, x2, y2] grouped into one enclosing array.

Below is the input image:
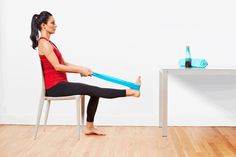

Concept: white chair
[[34, 62, 85, 140]]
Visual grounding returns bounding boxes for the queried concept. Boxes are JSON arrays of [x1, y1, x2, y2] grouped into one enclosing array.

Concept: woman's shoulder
[[38, 39, 54, 55], [38, 39, 52, 48]]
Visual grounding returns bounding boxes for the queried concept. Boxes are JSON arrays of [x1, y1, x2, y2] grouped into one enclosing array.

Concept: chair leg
[[34, 95, 45, 140], [81, 95, 85, 132], [44, 100, 51, 125], [76, 96, 81, 140]]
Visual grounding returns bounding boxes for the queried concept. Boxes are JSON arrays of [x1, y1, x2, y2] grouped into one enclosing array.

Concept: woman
[[30, 11, 141, 136]]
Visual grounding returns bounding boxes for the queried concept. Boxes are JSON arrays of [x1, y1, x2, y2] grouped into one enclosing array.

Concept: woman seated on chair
[[30, 11, 141, 136]]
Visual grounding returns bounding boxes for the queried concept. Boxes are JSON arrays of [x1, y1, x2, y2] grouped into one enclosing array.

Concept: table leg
[[159, 70, 163, 128], [162, 70, 168, 137]]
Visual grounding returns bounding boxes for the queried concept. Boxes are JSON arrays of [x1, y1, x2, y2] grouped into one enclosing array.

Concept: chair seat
[[45, 95, 80, 100]]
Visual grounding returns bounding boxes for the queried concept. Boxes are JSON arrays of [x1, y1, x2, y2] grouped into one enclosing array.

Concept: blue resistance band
[[81, 72, 140, 90]]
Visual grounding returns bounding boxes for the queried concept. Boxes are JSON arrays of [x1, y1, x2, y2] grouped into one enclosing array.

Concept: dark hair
[[30, 11, 52, 49]]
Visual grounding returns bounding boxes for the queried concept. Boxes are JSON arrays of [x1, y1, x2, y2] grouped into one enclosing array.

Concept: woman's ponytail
[[30, 14, 39, 49]]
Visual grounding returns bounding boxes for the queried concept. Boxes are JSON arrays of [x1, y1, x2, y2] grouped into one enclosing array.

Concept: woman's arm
[[63, 58, 79, 67], [63, 58, 93, 75], [38, 41, 92, 76]]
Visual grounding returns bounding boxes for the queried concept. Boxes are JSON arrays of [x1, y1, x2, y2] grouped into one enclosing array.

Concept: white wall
[[0, 0, 236, 126]]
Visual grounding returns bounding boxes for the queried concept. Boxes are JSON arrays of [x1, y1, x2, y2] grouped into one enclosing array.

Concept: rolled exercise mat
[[81, 72, 140, 90], [178, 58, 208, 68]]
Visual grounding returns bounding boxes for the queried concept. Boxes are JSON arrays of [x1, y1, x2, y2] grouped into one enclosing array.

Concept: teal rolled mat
[[178, 58, 208, 68], [81, 72, 140, 90]]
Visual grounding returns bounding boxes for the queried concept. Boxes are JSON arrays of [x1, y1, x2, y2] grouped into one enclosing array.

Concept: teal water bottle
[[185, 45, 192, 68]]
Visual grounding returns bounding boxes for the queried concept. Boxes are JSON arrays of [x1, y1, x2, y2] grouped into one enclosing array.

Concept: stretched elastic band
[[81, 72, 140, 90]]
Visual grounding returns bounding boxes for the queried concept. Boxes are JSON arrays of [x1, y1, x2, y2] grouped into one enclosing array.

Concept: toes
[[84, 128, 106, 136], [94, 129, 106, 136]]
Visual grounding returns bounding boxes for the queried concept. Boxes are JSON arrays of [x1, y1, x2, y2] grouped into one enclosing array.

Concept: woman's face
[[41, 16, 57, 34]]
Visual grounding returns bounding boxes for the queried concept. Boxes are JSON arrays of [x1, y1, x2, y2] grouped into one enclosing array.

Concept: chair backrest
[[39, 61, 46, 97]]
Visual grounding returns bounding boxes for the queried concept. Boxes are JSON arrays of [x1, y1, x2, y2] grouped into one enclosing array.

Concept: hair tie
[[35, 14, 39, 19]]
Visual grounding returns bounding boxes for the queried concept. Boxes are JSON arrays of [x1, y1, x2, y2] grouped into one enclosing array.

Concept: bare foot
[[84, 127, 106, 136], [135, 76, 141, 86], [125, 76, 141, 97], [132, 89, 140, 97], [133, 76, 141, 97]]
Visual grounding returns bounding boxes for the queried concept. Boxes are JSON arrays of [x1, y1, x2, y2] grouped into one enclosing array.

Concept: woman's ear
[[40, 23, 46, 29]]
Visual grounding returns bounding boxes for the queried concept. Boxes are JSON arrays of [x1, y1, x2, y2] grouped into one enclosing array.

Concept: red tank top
[[38, 37, 68, 90]]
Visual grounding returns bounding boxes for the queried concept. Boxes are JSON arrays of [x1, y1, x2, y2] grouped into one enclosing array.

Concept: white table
[[159, 66, 236, 137]]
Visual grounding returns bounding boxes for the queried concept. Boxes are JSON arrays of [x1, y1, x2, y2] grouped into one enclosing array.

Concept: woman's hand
[[80, 66, 93, 77]]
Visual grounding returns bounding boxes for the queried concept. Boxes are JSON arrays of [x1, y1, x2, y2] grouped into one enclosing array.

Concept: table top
[[159, 66, 236, 70], [159, 66, 236, 75]]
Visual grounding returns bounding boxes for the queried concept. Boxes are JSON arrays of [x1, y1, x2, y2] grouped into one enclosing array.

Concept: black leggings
[[46, 81, 127, 122]]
